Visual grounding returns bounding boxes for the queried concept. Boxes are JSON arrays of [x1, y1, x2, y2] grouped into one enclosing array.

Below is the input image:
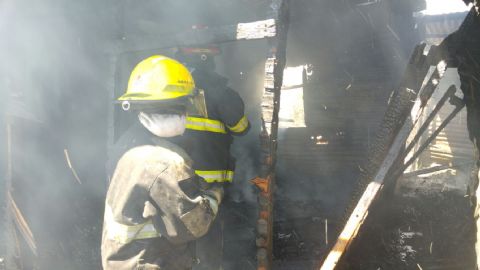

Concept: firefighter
[[101, 55, 223, 270], [435, 5, 480, 267], [175, 45, 250, 270], [176, 45, 250, 182]]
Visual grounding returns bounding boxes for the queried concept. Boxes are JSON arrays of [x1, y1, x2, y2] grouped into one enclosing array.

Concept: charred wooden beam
[[4, 119, 17, 270], [7, 192, 38, 257], [403, 161, 474, 177], [319, 44, 449, 269], [116, 18, 276, 53], [4, 118, 38, 268], [252, 1, 290, 270]]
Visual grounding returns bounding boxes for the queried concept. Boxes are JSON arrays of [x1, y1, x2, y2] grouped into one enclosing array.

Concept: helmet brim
[[117, 93, 208, 118]]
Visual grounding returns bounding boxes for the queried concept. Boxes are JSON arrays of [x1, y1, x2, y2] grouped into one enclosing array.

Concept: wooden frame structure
[[320, 7, 480, 269], [251, 1, 290, 269], [319, 45, 466, 269]]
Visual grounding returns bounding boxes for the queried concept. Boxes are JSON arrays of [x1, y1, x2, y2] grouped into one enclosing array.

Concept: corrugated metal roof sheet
[[416, 11, 469, 45]]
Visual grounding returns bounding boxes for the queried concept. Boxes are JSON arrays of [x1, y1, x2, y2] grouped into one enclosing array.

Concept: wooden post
[[252, 1, 290, 270]]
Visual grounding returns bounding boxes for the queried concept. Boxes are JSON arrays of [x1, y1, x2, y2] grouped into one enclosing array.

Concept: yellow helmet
[[118, 55, 207, 117], [119, 55, 195, 101]]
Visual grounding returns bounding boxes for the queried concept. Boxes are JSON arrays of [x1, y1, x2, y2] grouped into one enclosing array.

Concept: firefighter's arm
[[218, 87, 250, 135], [146, 164, 222, 245]]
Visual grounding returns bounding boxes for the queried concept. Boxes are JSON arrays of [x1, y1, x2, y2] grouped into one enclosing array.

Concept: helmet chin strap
[[138, 112, 186, 137]]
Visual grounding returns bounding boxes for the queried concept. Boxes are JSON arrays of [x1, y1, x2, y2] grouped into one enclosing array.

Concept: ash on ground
[[339, 192, 476, 270], [271, 191, 476, 269]]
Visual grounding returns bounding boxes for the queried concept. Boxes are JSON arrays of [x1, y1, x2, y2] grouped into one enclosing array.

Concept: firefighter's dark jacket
[[102, 123, 221, 270], [436, 8, 480, 143], [184, 69, 250, 183]]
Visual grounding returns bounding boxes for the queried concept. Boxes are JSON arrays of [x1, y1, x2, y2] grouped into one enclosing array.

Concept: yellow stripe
[[104, 205, 160, 244], [196, 170, 234, 183], [186, 117, 227, 134], [228, 115, 249, 133]]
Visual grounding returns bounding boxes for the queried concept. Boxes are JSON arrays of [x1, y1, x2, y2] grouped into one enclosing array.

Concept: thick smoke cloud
[[0, 1, 269, 268], [0, 1, 118, 268], [0, 0, 451, 268]]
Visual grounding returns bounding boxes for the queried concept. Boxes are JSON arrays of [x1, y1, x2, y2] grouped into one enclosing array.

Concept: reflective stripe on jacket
[[186, 117, 227, 134], [195, 170, 234, 183], [186, 115, 249, 135], [228, 115, 249, 133], [104, 205, 160, 244]]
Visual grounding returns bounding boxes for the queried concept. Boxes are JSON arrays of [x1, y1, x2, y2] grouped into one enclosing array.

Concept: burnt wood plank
[[117, 19, 276, 53]]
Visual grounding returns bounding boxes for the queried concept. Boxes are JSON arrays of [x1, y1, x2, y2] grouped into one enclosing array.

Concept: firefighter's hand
[[200, 186, 223, 215], [204, 185, 224, 205], [204, 195, 219, 215], [190, 195, 217, 215]]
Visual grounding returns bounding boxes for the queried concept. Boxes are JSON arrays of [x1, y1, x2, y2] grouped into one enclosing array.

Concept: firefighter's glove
[[204, 195, 219, 215], [143, 201, 158, 219], [203, 186, 224, 205], [202, 186, 223, 215]]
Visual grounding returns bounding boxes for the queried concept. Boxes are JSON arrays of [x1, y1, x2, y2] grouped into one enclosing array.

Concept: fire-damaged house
[[1, 0, 480, 269]]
